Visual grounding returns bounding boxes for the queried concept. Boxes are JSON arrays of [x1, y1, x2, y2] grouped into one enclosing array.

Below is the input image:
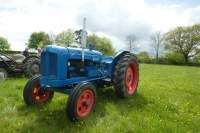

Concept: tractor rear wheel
[[0, 68, 8, 82], [24, 58, 40, 78], [66, 82, 97, 121], [113, 53, 139, 99], [23, 76, 54, 105]]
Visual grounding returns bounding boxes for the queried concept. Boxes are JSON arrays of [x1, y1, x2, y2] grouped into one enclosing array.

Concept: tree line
[[0, 29, 115, 56], [1, 23, 200, 65], [26, 29, 116, 56], [127, 23, 200, 65]]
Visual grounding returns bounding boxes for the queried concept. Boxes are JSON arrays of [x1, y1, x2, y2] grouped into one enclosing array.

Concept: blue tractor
[[23, 19, 139, 121]]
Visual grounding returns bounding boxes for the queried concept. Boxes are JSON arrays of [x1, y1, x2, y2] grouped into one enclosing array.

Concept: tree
[[193, 53, 200, 63], [27, 32, 51, 49], [126, 35, 138, 53], [164, 52, 185, 65], [0, 37, 10, 50], [87, 34, 115, 56], [55, 29, 76, 47], [150, 31, 163, 61], [137, 51, 150, 63], [163, 24, 200, 62]]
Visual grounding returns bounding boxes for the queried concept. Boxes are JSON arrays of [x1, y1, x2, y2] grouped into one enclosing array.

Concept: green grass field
[[0, 64, 199, 133]]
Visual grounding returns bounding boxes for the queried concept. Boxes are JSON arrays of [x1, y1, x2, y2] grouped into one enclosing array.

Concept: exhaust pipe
[[81, 18, 87, 66]]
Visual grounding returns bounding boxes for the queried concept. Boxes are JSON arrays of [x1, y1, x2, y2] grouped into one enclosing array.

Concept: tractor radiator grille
[[41, 53, 57, 78], [41, 53, 47, 76], [49, 53, 57, 78]]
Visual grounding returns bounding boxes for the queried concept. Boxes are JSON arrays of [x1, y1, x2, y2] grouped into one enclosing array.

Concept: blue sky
[[0, 0, 200, 54]]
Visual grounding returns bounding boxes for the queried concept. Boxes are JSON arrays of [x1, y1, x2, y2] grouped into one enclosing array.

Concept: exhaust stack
[[81, 18, 87, 65]]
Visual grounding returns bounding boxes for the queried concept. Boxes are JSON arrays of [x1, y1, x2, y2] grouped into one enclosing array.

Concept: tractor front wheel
[[23, 76, 54, 105], [66, 82, 97, 121], [113, 53, 139, 99]]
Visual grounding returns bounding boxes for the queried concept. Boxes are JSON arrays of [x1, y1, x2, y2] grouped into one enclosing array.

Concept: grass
[[0, 64, 199, 133]]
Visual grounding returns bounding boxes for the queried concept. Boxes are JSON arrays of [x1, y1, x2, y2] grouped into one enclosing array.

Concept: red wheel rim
[[76, 90, 94, 117], [126, 62, 139, 94], [31, 83, 51, 103]]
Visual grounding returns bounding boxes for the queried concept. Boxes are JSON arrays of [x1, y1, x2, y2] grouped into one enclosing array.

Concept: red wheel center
[[31, 84, 51, 103], [76, 90, 94, 117], [126, 62, 138, 94]]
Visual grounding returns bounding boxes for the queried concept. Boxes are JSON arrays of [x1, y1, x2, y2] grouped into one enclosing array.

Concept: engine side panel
[[40, 45, 105, 87]]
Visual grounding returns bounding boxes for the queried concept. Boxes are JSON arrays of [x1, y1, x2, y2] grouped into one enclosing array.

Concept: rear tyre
[[113, 53, 139, 99], [23, 76, 54, 105], [66, 82, 97, 121], [24, 58, 40, 78], [0, 68, 8, 82]]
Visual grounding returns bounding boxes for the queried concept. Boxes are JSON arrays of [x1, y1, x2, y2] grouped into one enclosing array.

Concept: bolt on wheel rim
[[31, 64, 39, 74]]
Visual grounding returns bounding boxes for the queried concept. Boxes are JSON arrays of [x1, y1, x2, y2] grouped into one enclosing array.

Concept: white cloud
[[181, 5, 200, 25], [0, 0, 200, 52]]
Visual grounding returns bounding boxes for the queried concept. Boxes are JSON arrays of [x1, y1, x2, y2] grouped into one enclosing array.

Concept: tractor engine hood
[[40, 45, 103, 85], [42, 45, 102, 62]]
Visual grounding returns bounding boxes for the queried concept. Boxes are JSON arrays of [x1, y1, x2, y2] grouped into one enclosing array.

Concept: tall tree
[[55, 29, 76, 47], [0, 37, 10, 50], [87, 34, 115, 56], [27, 32, 50, 49], [163, 24, 200, 62], [150, 31, 163, 61], [126, 35, 138, 53]]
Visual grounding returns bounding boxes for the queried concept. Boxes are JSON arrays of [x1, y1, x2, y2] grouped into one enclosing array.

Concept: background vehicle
[[0, 51, 40, 82]]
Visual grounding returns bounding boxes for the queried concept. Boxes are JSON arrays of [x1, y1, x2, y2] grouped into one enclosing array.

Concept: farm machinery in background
[[23, 18, 139, 121], [0, 51, 40, 81]]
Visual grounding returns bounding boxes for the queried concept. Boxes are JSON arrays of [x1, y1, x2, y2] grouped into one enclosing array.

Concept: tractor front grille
[[49, 53, 57, 78], [41, 53, 47, 76], [41, 52, 58, 78]]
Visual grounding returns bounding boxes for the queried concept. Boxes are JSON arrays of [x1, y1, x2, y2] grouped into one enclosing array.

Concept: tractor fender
[[22, 55, 38, 64], [111, 51, 137, 81]]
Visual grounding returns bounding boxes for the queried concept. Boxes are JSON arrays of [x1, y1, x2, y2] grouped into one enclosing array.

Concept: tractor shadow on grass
[[17, 87, 148, 132], [97, 86, 148, 107], [94, 86, 148, 117]]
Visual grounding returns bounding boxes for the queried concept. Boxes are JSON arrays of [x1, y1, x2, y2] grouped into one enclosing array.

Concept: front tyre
[[66, 82, 97, 121], [113, 53, 139, 99], [23, 76, 54, 105]]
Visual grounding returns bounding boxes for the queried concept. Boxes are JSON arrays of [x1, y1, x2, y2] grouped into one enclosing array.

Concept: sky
[[0, 0, 200, 55]]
